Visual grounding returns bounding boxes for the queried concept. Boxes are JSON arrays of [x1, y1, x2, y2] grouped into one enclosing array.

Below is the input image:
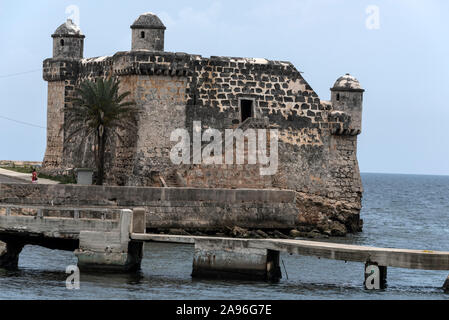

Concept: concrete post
[[192, 238, 281, 282], [132, 208, 146, 234], [0, 241, 25, 269], [75, 168, 94, 185], [443, 275, 449, 293], [75, 209, 143, 272], [364, 262, 387, 290]]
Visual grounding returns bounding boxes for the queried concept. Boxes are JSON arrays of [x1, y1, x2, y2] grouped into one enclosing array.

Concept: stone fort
[[41, 13, 365, 236]]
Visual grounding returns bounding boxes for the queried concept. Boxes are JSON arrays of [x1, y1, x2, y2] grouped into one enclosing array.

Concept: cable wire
[[0, 69, 41, 79], [0, 115, 46, 129]]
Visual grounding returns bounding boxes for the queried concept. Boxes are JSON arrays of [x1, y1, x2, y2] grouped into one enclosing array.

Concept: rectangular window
[[240, 99, 254, 123]]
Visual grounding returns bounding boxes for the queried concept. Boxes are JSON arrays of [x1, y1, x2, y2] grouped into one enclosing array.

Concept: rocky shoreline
[[150, 225, 345, 240]]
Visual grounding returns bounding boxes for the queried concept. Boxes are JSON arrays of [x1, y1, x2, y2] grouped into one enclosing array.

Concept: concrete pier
[[0, 205, 137, 271], [135, 233, 449, 290], [0, 241, 24, 269], [443, 276, 449, 293], [75, 209, 144, 272], [192, 238, 281, 282], [1, 203, 449, 291]]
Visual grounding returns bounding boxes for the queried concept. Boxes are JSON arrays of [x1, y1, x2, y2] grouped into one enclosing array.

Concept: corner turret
[[52, 19, 85, 59], [330, 73, 364, 135], [131, 12, 166, 51]]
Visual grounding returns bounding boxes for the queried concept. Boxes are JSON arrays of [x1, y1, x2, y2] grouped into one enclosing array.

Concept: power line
[[0, 69, 41, 79], [0, 115, 46, 129]]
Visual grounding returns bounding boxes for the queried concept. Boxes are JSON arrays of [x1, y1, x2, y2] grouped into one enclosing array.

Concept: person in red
[[31, 169, 38, 184]]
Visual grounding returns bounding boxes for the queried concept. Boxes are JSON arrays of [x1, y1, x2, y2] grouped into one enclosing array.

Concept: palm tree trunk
[[96, 131, 107, 185]]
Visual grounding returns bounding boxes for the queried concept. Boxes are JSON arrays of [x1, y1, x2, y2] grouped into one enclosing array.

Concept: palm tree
[[64, 77, 137, 185]]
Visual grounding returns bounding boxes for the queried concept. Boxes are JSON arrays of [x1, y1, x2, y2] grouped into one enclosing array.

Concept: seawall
[[0, 183, 298, 231]]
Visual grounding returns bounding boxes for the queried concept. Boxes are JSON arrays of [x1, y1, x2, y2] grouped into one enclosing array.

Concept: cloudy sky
[[0, 0, 448, 175]]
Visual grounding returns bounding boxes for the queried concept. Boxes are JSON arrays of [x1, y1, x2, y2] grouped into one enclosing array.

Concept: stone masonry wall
[[127, 75, 188, 186], [0, 183, 298, 231], [42, 81, 65, 168], [41, 51, 363, 235]]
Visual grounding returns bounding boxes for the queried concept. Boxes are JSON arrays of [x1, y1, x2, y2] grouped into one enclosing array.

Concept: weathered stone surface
[[0, 184, 298, 231]]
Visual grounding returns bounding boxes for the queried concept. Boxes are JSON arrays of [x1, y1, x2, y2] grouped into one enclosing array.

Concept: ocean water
[[1, 173, 449, 300]]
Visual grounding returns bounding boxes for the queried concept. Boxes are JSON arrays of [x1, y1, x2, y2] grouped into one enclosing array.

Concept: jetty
[[0, 206, 448, 291]]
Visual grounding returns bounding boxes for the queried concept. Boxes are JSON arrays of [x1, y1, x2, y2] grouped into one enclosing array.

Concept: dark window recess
[[60, 39, 65, 46], [336, 93, 340, 101], [140, 31, 145, 38], [240, 99, 253, 122]]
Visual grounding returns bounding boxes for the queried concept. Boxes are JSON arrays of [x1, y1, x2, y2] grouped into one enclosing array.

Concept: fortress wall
[[177, 55, 362, 233], [179, 128, 274, 189], [0, 183, 298, 231], [127, 75, 188, 186], [181, 56, 343, 197], [328, 135, 363, 202], [185, 57, 323, 132], [181, 163, 272, 189], [107, 75, 139, 186], [42, 81, 65, 168], [41, 52, 363, 235]]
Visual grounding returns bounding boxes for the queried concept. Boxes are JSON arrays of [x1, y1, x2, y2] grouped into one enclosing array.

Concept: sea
[[1, 173, 448, 300]]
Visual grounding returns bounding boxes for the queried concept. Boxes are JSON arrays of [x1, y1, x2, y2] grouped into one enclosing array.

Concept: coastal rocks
[[295, 191, 363, 237], [248, 231, 264, 239], [255, 230, 269, 238], [289, 228, 330, 239], [329, 221, 347, 236], [168, 229, 191, 236], [306, 229, 329, 239], [230, 226, 249, 238], [289, 229, 303, 238], [192, 231, 207, 236], [272, 230, 289, 239], [229, 227, 271, 239]]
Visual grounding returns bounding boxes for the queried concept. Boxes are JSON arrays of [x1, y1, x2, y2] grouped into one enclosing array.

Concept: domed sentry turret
[[52, 19, 85, 59], [330, 73, 365, 134], [131, 12, 166, 51]]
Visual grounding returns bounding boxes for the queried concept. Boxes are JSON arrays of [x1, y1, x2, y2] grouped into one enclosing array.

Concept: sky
[[0, 0, 448, 175]]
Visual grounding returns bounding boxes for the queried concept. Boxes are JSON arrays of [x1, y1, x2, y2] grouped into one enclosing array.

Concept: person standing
[[31, 169, 38, 184]]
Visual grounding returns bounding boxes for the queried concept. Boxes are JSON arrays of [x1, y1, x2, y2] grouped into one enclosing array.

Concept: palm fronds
[[63, 77, 137, 185]]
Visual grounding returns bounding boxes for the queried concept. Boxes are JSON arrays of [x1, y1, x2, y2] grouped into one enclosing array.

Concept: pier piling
[[443, 276, 449, 293], [192, 238, 282, 282], [75, 209, 144, 272], [364, 262, 387, 290], [0, 241, 24, 269]]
